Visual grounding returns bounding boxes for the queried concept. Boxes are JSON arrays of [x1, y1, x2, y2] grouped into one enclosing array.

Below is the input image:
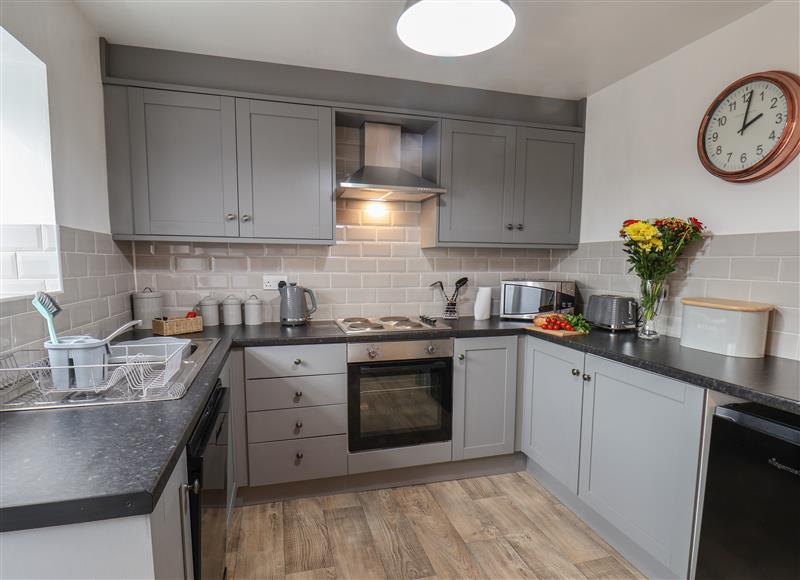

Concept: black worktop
[[2, 317, 798, 532]]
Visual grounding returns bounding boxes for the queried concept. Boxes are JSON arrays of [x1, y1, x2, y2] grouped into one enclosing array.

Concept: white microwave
[[499, 279, 576, 320]]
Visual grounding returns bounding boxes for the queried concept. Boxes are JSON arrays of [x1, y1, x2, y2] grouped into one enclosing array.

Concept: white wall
[[0, 0, 109, 233], [581, 1, 800, 243]]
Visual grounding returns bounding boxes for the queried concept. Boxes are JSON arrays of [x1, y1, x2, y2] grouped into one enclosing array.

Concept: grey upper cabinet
[[128, 88, 239, 237], [579, 355, 705, 579], [521, 336, 585, 493], [236, 100, 333, 241], [437, 120, 516, 244], [513, 128, 584, 245], [452, 336, 517, 460]]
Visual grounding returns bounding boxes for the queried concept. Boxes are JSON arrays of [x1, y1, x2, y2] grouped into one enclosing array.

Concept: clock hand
[[740, 112, 764, 135], [739, 89, 754, 135]]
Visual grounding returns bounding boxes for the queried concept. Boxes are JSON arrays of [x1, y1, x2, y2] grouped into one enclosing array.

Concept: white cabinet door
[[580, 355, 705, 579], [452, 336, 517, 460], [521, 336, 585, 493], [150, 448, 192, 580]]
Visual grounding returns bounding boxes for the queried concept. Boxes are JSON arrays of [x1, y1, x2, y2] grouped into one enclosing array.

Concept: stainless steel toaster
[[585, 295, 639, 331]]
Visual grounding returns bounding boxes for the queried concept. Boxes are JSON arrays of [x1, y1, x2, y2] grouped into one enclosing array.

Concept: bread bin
[[584, 294, 638, 331], [132, 288, 162, 330], [680, 297, 773, 358]]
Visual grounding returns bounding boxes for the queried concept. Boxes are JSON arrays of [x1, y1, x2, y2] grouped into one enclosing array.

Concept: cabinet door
[[236, 99, 333, 241], [452, 336, 517, 460], [149, 448, 192, 579], [513, 128, 583, 245], [129, 88, 239, 237], [438, 120, 516, 243], [580, 355, 704, 578], [521, 336, 585, 493]]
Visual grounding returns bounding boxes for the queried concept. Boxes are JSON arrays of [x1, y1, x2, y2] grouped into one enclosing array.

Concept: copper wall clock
[[698, 70, 800, 182]]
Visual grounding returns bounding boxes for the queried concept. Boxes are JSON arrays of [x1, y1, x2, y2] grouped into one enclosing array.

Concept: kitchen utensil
[[278, 281, 318, 326], [102, 320, 141, 343], [198, 295, 220, 326], [32, 291, 61, 344], [222, 295, 243, 326], [132, 288, 163, 330], [244, 295, 263, 326], [452, 277, 468, 301], [474, 287, 492, 321], [680, 297, 773, 358], [584, 295, 638, 331], [430, 281, 448, 301]]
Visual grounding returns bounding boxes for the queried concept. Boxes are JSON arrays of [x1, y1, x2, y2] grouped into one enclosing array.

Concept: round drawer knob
[[294, 391, 303, 398], [296, 451, 304, 460], [458, 354, 465, 361], [583, 374, 592, 382], [571, 368, 580, 376], [294, 358, 302, 365], [295, 421, 303, 429]]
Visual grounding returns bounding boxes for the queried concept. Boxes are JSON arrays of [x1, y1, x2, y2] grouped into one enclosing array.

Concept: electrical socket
[[262, 275, 288, 290]]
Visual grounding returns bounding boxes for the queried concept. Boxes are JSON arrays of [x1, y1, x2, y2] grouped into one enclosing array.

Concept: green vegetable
[[564, 314, 591, 334]]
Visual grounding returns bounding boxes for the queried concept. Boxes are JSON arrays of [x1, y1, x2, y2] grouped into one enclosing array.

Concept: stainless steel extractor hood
[[337, 122, 446, 202]]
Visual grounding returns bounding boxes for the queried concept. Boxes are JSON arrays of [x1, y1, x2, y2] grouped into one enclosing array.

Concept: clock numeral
[[715, 145, 722, 155], [770, 97, 778, 109], [726, 152, 733, 163], [756, 144, 764, 156], [717, 115, 727, 127], [728, 101, 737, 112], [711, 132, 719, 142], [759, 90, 765, 101], [776, 112, 784, 124], [740, 153, 747, 164], [769, 130, 777, 140], [742, 91, 751, 103]]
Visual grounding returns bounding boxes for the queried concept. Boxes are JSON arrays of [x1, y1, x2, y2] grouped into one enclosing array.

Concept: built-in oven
[[499, 279, 576, 320], [347, 339, 453, 453], [186, 379, 229, 580]]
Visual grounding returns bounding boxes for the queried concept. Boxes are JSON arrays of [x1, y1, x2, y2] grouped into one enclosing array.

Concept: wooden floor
[[226, 472, 644, 580]]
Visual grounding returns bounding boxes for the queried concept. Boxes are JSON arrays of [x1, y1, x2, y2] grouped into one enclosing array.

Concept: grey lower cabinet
[[104, 86, 335, 243], [236, 100, 334, 241], [579, 354, 705, 579], [521, 336, 705, 579], [521, 336, 584, 493], [452, 336, 517, 460], [421, 120, 584, 248]]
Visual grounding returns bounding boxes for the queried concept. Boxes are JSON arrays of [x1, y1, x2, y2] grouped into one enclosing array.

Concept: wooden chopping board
[[527, 326, 588, 337]]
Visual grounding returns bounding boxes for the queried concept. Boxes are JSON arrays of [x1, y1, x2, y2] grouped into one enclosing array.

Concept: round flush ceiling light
[[397, 0, 516, 57]]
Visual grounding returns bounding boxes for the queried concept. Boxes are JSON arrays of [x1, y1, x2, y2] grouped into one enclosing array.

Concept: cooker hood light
[[396, 0, 516, 57]]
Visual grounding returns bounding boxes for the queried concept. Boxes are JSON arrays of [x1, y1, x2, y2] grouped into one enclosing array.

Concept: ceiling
[[76, 0, 768, 100]]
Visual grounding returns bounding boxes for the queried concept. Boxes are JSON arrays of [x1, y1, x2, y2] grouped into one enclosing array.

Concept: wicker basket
[[152, 316, 204, 336]]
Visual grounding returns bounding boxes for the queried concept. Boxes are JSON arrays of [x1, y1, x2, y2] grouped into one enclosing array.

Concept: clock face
[[703, 80, 788, 172]]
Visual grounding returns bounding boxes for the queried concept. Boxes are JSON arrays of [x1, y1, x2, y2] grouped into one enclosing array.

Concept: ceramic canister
[[244, 294, 263, 326], [198, 295, 220, 327], [222, 295, 243, 326], [132, 287, 163, 329]]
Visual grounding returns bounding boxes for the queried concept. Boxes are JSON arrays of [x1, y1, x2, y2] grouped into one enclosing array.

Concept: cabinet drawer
[[247, 404, 347, 443], [248, 434, 347, 486], [246, 374, 347, 411], [245, 344, 346, 378]]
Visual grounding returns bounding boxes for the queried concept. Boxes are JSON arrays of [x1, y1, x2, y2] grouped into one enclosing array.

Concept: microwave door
[[505, 285, 555, 316]]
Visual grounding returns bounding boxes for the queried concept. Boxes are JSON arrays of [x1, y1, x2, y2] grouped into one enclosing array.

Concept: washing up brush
[[32, 291, 61, 344]]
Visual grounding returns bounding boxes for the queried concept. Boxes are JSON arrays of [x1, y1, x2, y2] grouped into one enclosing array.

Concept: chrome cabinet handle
[[516, 224, 524, 230], [241, 214, 251, 222], [458, 354, 465, 361], [294, 358, 302, 365], [295, 421, 303, 429], [225, 213, 237, 221], [296, 451, 304, 460], [571, 368, 581, 376], [583, 374, 592, 382], [768, 457, 800, 477], [294, 391, 303, 398], [181, 479, 200, 495], [505, 224, 514, 230]]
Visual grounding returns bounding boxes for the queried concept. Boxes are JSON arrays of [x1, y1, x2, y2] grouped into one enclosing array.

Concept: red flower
[[689, 217, 704, 231], [622, 219, 638, 227]]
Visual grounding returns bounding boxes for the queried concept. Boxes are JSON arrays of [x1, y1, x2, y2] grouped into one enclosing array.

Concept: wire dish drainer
[[0, 341, 190, 409]]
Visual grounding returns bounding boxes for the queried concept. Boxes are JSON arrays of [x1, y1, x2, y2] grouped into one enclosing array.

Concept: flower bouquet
[[619, 217, 705, 340]]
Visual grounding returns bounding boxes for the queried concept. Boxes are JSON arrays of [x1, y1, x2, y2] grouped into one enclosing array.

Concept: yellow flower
[[637, 237, 664, 253], [623, 221, 659, 242]]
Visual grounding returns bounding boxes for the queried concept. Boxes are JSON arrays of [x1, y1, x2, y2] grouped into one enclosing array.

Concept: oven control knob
[[427, 344, 437, 355], [367, 347, 378, 359]]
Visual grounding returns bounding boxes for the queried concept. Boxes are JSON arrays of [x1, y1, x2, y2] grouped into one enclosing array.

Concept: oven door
[[348, 358, 452, 452], [501, 282, 557, 319]]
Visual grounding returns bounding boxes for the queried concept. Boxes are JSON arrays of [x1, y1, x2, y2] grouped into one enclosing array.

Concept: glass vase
[[638, 279, 666, 340]]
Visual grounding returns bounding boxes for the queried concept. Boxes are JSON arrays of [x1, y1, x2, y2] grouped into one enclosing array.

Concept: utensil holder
[[443, 300, 459, 320], [44, 336, 107, 389]]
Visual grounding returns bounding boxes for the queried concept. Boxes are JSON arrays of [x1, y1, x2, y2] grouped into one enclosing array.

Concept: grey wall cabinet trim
[[111, 234, 335, 245], [103, 85, 135, 235], [128, 87, 239, 237], [513, 128, 584, 245], [452, 336, 517, 461], [236, 99, 334, 241], [579, 355, 705, 578], [438, 120, 517, 244], [521, 336, 585, 493]]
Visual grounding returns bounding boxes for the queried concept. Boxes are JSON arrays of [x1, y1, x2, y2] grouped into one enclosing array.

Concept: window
[[0, 26, 61, 299]]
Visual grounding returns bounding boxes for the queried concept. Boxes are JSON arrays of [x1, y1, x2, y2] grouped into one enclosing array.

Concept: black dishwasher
[[695, 403, 800, 580]]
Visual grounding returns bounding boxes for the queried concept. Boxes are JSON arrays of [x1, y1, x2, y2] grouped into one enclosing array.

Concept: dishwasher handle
[[715, 405, 800, 447]]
